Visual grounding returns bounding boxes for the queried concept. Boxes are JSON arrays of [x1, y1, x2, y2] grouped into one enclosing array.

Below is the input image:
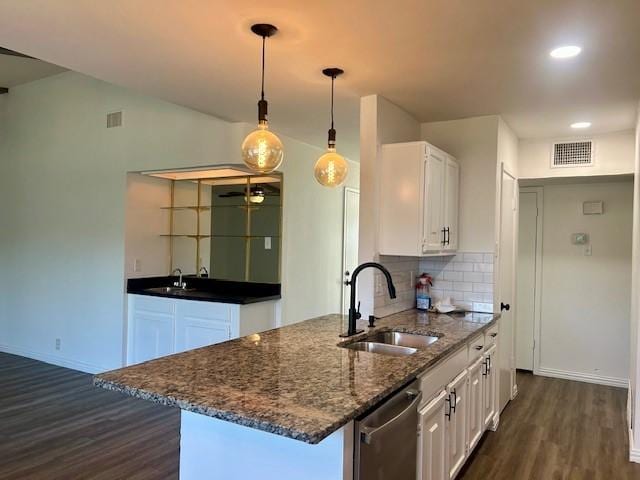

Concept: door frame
[[519, 187, 544, 375], [342, 187, 360, 315], [495, 163, 518, 403]]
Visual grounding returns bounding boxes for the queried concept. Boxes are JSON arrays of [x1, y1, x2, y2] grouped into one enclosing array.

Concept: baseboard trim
[[630, 426, 640, 463], [536, 367, 628, 388], [0, 343, 108, 374]]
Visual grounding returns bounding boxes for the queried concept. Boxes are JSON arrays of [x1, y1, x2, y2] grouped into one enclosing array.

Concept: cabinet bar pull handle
[[450, 389, 457, 413]]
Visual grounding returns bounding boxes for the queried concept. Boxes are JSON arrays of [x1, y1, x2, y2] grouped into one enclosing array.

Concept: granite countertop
[[95, 309, 498, 444], [127, 276, 281, 305]]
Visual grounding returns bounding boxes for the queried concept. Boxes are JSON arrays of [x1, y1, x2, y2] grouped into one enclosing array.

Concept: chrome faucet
[[341, 262, 397, 337], [171, 268, 186, 289]]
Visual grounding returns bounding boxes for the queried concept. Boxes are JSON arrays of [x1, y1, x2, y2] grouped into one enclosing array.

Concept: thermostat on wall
[[583, 201, 603, 215], [572, 233, 588, 245]]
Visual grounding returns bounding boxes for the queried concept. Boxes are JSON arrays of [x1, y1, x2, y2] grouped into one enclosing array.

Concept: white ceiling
[[0, 0, 638, 160], [0, 53, 66, 88]]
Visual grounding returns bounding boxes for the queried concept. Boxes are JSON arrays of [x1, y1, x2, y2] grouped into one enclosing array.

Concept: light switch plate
[[583, 201, 603, 215], [133, 258, 142, 273], [264, 237, 272, 250]]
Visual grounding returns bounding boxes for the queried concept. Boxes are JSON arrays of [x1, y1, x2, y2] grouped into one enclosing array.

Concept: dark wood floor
[[0, 352, 180, 480], [460, 370, 640, 480], [2, 355, 639, 479]]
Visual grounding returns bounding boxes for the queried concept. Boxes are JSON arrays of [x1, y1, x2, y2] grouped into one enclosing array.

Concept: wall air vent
[[551, 140, 593, 168], [106, 111, 123, 128]]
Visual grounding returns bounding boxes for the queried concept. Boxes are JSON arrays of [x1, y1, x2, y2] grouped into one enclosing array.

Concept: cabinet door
[[132, 312, 174, 364], [423, 153, 445, 252], [174, 300, 234, 353], [175, 317, 231, 353], [446, 370, 468, 479], [467, 357, 484, 452], [443, 158, 459, 251], [483, 345, 497, 429], [418, 390, 448, 480]]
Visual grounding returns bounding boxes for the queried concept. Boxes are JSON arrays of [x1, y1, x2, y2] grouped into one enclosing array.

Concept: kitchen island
[[95, 309, 499, 479]]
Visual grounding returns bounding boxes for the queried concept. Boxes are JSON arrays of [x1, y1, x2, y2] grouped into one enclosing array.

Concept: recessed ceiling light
[[570, 122, 591, 129], [550, 45, 582, 59]]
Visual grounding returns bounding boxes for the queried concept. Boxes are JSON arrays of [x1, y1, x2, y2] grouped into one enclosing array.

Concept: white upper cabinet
[[380, 141, 459, 256]]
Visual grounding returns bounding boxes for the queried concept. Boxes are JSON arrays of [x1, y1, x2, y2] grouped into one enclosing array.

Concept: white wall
[[359, 95, 420, 318], [519, 130, 635, 180], [537, 181, 632, 385], [0, 71, 358, 372], [421, 116, 500, 253], [631, 103, 640, 453], [125, 174, 171, 278]]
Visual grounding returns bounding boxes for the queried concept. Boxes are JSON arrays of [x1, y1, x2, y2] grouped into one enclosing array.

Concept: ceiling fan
[[217, 184, 280, 204]]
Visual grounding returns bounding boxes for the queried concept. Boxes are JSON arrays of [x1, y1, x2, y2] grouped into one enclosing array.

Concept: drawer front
[[484, 323, 499, 348], [175, 298, 235, 323], [131, 294, 174, 315], [467, 333, 485, 363], [418, 346, 468, 406]]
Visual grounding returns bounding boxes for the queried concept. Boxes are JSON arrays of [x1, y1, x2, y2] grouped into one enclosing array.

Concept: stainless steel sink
[[367, 331, 439, 349], [344, 341, 418, 357], [145, 286, 196, 295], [341, 331, 439, 356]]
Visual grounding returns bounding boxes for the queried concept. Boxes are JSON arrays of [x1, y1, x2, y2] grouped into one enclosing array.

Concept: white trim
[[342, 187, 360, 316], [536, 366, 628, 388], [0, 343, 109, 374]]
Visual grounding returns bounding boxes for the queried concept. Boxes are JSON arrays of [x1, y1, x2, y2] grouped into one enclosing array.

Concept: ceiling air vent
[[551, 140, 593, 168], [106, 111, 123, 128]]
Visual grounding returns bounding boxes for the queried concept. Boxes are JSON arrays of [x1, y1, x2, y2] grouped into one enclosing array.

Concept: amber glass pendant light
[[241, 24, 284, 173], [314, 68, 348, 187]]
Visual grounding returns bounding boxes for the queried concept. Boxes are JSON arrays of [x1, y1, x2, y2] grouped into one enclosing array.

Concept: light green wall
[[0, 71, 359, 371]]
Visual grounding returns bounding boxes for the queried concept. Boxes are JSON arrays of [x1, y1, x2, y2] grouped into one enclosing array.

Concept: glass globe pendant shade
[[241, 122, 284, 174], [314, 147, 348, 187]]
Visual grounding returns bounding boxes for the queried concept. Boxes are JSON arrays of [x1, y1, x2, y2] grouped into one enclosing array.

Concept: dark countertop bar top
[[127, 276, 281, 305], [95, 309, 498, 444]]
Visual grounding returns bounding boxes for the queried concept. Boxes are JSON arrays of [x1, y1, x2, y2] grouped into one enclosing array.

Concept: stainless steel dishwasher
[[354, 380, 422, 480]]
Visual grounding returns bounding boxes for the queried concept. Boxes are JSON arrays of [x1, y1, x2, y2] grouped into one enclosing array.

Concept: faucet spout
[[340, 262, 397, 338]]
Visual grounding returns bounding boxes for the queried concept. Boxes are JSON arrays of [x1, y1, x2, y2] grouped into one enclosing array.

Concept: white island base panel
[[180, 410, 354, 480]]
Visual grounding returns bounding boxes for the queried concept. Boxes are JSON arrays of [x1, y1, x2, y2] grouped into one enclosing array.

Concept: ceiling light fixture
[[570, 121, 591, 129], [550, 45, 582, 59], [241, 24, 284, 174], [314, 68, 348, 187]]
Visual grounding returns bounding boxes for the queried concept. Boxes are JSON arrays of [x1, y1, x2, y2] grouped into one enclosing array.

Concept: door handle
[[360, 389, 422, 445], [482, 358, 489, 376], [445, 227, 450, 245], [500, 302, 510, 312], [450, 389, 457, 413]]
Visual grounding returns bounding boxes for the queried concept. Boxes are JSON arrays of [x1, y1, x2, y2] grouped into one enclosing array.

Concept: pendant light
[[314, 68, 348, 187], [241, 24, 284, 173]]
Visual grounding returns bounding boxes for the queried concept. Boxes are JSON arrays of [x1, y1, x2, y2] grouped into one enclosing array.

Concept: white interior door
[[498, 165, 517, 412], [342, 188, 360, 314], [516, 189, 541, 371]]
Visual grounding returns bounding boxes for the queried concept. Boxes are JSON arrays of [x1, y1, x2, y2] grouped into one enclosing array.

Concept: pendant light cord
[[261, 36, 266, 101], [330, 75, 335, 130]]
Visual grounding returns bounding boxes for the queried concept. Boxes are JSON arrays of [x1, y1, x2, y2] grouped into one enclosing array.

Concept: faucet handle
[[355, 301, 362, 320]]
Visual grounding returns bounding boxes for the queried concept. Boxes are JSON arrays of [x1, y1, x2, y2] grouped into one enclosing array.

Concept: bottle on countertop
[[416, 273, 433, 311]]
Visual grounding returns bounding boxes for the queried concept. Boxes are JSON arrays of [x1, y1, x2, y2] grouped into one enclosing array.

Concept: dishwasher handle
[[360, 389, 422, 445]]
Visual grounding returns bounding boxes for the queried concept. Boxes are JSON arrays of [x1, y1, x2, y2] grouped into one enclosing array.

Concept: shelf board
[[160, 234, 212, 239], [162, 205, 281, 211]]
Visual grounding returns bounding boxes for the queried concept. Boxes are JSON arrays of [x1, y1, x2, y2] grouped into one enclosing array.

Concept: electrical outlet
[[264, 237, 272, 250], [55, 338, 61, 351], [133, 258, 142, 273], [585, 245, 592, 256]]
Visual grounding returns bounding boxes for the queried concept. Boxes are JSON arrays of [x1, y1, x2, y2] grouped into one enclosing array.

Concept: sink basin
[[344, 341, 418, 357], [145, 286, 196, 295], [367, 331, 439, 349], [340, 331, 439, 357]]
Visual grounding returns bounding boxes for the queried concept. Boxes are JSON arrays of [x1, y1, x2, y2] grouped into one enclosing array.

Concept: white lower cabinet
[[418, 390, 448, 480], [483, 344, 498, 430], [446, 370, 468, 479], [467, 356, 484, 452], [417, 321, 500, 480], [128, 294, 277, 365]]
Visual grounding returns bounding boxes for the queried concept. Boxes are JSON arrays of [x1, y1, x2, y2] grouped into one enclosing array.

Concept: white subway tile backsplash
[[420, 251, 496, 314], [464, 272, 484, 283], [444, 271, 464, 282], [463, 253, 484, 263]]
